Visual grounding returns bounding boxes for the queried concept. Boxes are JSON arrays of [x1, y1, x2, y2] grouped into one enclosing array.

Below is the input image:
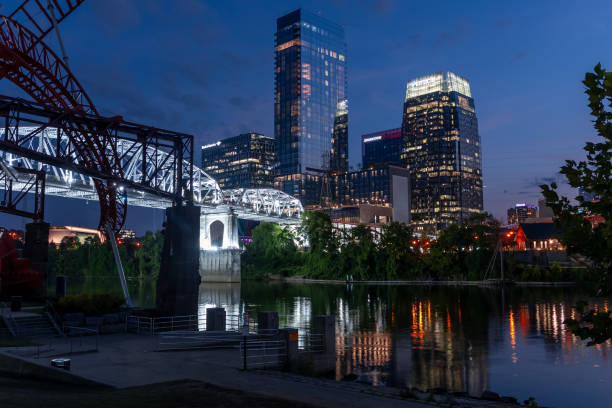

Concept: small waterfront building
[[515, 223, 564, 251]]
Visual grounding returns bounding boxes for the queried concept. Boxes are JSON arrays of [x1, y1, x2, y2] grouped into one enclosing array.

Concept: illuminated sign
[[202, 141, 221, 149], [363, 135, 382, 143]]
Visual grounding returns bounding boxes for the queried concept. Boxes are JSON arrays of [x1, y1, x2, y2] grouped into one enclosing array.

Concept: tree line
[[242, 211, 508, 281], [48, 231, 163, 280]]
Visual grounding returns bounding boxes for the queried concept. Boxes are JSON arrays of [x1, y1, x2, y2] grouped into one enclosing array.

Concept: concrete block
[[313, 315, 336, 354], [279, 328, 298, 371], [258, 311, 278, 334], [206, 307, 226, 331]]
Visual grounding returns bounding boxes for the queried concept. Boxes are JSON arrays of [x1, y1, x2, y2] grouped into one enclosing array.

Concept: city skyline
[[0, 0, 610, 232]]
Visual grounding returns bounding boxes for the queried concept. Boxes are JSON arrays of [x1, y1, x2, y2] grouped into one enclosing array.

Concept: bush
[[55, 292, 125, 316]]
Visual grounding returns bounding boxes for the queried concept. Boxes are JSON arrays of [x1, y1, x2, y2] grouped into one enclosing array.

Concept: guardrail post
[[206, 308, 226, 331], [313, 315, 336, 354], [279, 328, 298, 371], [242, 335, 247, 370], [258, 311, 278, 335]]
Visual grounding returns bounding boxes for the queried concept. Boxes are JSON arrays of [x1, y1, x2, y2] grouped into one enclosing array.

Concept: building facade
[[361, 128, 402, 169], [330, 98, 348, 173], [201, 132, 275, 189], [274, 9, 347, 205], [401, 72, 483, 233], [330, 165, 411, 224], [507, 203, 538, 225]]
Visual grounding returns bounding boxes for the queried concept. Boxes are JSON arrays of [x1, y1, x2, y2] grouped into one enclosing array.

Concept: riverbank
[[271, 275, 577, 286], [0, 333, 523, 408]]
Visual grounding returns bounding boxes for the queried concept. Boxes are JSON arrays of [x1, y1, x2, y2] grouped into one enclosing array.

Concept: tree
[[541, 64, 612, 344], [242, 222, 301, 278], [300, 211, 339, 278], [378, 222, 420, 279], [426, 213, 499, 280]]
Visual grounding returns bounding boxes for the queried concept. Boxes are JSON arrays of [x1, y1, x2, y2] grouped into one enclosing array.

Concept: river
[[67, 278, 612, 408]]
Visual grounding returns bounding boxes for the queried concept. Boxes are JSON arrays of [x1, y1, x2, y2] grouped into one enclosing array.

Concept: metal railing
[[32, 326, 99, 359], [157, 330, 243, 351], [127, 312, 244, 334], [240, 336, 287, 370], [0, 301, 16, 337], [298, 333, 325, 353]]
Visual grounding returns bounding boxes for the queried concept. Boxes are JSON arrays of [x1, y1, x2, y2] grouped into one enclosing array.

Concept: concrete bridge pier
[[199, 210, 241, 283], [23, 222, 50, 295], [156, 204, 201, 316]]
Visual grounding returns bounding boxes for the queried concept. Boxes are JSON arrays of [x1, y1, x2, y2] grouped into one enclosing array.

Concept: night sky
[[0, 0, 611, 234]]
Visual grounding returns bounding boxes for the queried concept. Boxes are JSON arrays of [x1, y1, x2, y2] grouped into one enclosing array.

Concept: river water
[[69, 278, 612, 408]]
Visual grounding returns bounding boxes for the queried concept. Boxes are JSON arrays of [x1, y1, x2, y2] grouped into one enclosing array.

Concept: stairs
[[12, 314, 60, 337]]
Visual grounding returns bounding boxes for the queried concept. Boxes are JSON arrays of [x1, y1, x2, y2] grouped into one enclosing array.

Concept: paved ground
[[1, 333, 518, 408]]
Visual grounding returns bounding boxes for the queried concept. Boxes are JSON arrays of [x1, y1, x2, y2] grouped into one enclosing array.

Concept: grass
[[0, 375, 319, 408]]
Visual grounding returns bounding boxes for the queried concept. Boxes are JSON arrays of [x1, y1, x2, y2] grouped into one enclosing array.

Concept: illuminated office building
[[361, 128, 402, 169], [401, 72, 483, 233], [507, 203, 538, 225], [330, 98, 348, 173], [274, 9, 347, 205], [201, 132, 275, 189]]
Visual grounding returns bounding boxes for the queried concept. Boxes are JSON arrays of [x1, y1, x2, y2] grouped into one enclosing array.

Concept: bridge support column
[[23, 222, 49, 295], [199, 210, 241, 283], [156, 204, 201, 316]]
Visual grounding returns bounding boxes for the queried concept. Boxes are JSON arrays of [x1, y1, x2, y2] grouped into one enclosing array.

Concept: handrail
[[45, 300, 65, 337], [0, 301, 17, 337]]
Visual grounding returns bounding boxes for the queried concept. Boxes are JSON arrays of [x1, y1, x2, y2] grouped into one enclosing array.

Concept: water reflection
[[71, 278, 612, 408], [239, 283, 612, 408]]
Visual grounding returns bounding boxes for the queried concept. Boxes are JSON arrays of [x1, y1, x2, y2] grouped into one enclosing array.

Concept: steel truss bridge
[[0, 0, 302, 228], [0, 0, 302, 234], [0, 96, 302, 224]]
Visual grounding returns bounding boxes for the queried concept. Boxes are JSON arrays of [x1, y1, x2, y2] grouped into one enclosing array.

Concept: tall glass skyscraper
[[274, 9, 347, 205], [401, 72, 483, 234], [330, 98, 348, 173]]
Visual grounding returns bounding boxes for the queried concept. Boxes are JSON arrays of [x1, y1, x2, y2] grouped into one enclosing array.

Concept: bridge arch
[[209, 220, 224, 248], [0, 16, 125, 232]]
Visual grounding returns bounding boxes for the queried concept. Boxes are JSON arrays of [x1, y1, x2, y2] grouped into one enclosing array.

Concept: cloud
[[511, 52, 527, 62], [371, 0, 394, 14], [523, 175, 561, 189], [89, 0, 143, 34], [385, 34, 421, 51], [434, 20, 471, 47]]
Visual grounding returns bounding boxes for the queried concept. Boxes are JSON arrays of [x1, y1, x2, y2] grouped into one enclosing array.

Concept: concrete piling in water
[[206, 307, 226, 331], [279, 328, 298, 370], [258, 311, 279, 334], [313, 315, 336, 354]]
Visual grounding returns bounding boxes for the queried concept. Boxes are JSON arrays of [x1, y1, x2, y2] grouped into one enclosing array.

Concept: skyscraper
[[361, 128, 403, 169], [330, 98, 348, 173], [201, 132, 275, 189], [401, 72, 483, 233], [274, 9, 347, 205]]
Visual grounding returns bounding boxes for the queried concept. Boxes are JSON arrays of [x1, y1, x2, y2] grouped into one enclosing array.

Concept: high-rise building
[[330, 165, 411, 224], [201, 132, 275, 189], [401, 72, 483, 233], [330, 98, 348, 173], [361, 128, 402, 169], [274, 9, 347, 205], [507, 203, 538, 225]]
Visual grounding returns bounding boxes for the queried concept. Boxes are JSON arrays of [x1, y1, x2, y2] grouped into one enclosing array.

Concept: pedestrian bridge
[[0, 126, 303, 258]]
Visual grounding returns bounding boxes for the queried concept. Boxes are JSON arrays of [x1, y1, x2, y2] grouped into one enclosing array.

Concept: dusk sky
[[1, 0, 611, 233]]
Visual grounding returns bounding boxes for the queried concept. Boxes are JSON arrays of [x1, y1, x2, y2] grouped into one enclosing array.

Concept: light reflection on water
[[71, 278, 612, 408]]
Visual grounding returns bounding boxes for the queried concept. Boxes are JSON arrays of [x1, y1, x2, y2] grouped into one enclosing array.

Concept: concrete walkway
[[1, 333, 515, 408]]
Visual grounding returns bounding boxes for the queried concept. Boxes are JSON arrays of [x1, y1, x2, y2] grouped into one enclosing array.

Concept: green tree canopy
[[541, 64, 612, 344]]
